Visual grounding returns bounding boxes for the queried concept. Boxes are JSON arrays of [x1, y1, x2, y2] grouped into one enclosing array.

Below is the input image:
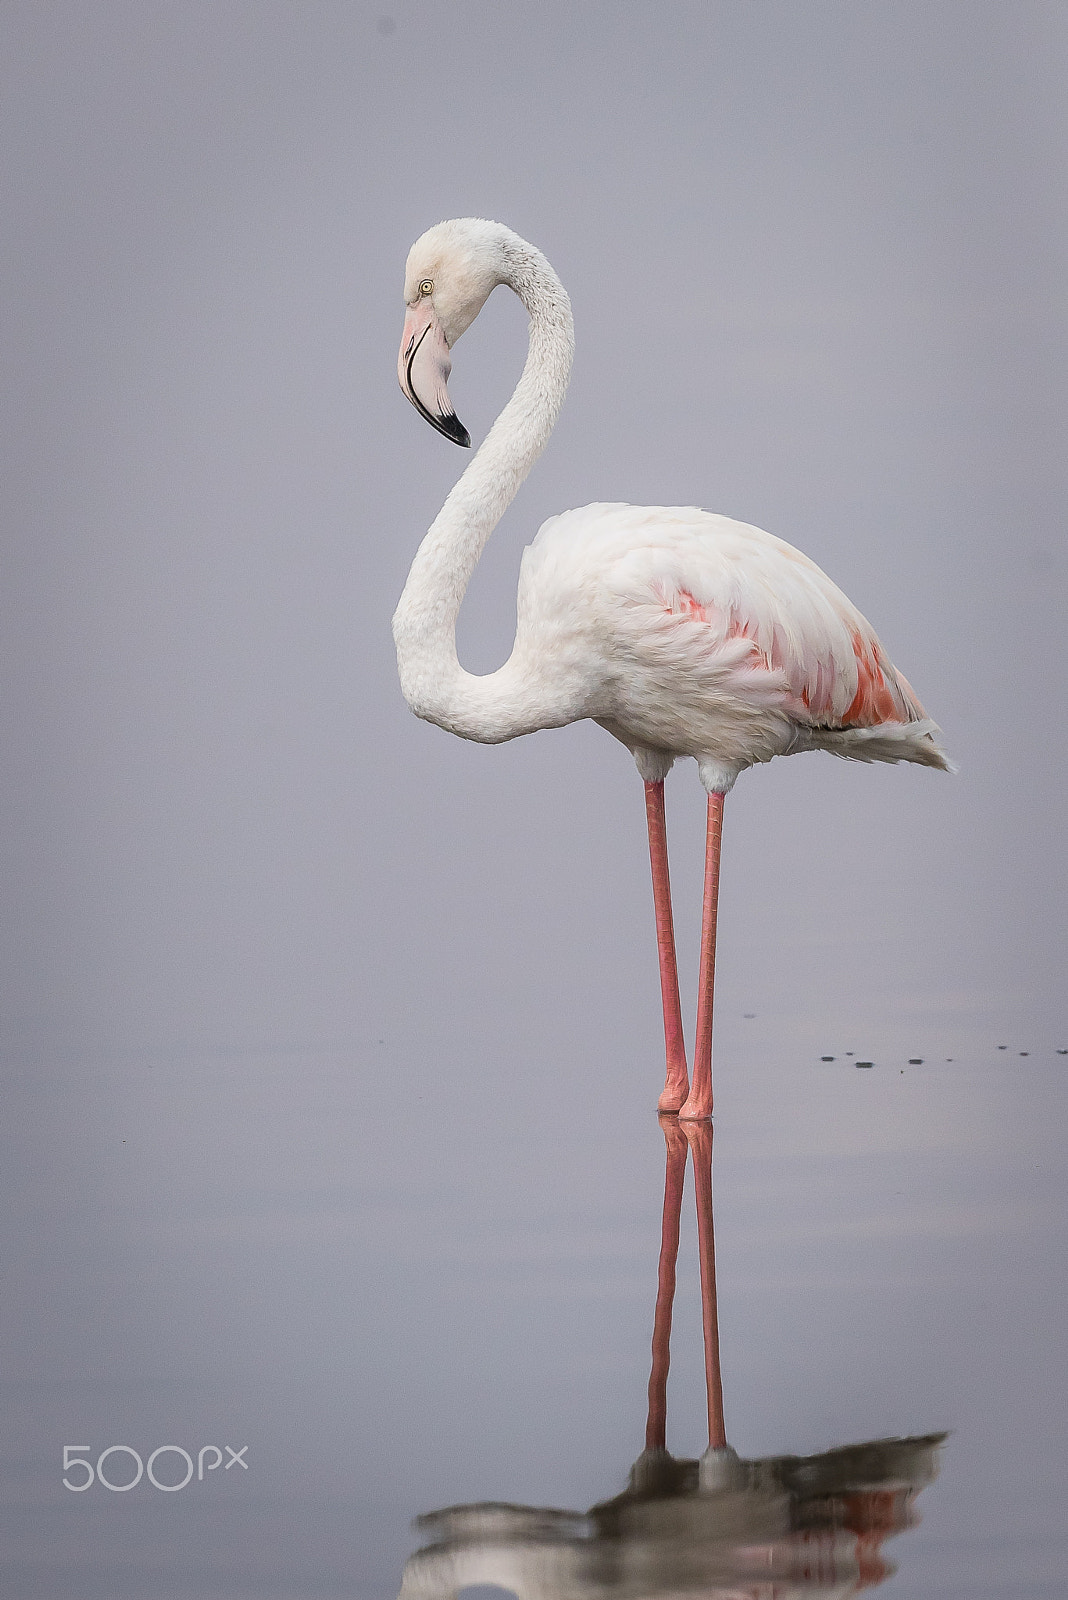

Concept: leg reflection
[[645, 1115, 688, 1454], [684, 1119, 728, 1455], [397, 1110, 946, 1600]]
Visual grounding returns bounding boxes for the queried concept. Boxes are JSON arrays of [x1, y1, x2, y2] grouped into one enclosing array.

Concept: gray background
[[2, 3, 1065, 1597]]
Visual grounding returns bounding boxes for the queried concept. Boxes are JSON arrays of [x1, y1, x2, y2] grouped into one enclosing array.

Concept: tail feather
[[807, 718, 956, 773]]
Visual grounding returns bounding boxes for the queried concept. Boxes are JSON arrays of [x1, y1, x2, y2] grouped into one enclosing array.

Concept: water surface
[[5, 1037, 1064, 1597]]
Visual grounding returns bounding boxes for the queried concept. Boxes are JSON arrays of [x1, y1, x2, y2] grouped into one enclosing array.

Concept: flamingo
[[393, 218, 952, 1120]]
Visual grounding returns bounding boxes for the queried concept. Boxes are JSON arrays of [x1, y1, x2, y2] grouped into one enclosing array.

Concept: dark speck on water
[[856, 1061, 874, 1068], [998, 1045, 1008, 1050], [909, 1057, 923, 1064], [1058, 1049, 1068, 1055], [845, 1052, 854, 1056], [1020, 1052, 1029, 1056], [821, 1055, 835, 1061]]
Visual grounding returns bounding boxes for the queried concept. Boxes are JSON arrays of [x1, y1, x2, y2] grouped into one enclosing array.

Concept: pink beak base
[[398, 300, 470, 447]]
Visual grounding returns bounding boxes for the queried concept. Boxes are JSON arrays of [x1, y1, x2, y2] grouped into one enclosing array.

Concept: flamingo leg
[[645, 1115, 688, 1451], [680, 792, 724, 1122], [684, 1120, 727, 1451], [644, 780, 690, 1113]]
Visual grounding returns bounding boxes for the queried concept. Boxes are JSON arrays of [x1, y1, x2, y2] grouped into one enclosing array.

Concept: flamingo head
[[398, 219, 513, 448]]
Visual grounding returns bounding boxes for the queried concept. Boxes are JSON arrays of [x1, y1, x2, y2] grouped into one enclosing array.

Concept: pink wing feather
[[663, 553, 927, 731]]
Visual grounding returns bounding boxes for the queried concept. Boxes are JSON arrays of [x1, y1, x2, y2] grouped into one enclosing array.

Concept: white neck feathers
[[392, 234, 574, 741]]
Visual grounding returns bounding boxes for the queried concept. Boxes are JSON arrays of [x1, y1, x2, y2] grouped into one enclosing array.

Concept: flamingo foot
[[677, 1092, 712, 1122], [657, 1076, 689, 1114]]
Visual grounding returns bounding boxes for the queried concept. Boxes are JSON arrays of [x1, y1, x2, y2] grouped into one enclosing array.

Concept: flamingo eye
[[419, 279, 434, 296]]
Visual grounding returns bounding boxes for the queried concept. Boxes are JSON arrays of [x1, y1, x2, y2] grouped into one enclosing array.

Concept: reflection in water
[[399, 1119, 944, 1600]]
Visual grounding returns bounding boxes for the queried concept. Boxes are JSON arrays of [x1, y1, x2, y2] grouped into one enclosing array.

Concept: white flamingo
[[393, 219, 951, 1120]]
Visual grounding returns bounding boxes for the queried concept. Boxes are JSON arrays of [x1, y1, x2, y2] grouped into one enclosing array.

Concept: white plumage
[[394, 218, 951, 1119], [514, 500, 945, 792]]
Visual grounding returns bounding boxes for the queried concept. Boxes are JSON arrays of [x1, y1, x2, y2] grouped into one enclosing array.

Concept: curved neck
[[392, 241, 574, 739]]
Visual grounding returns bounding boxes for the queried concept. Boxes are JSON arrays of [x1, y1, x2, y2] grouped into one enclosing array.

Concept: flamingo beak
[[398, 299, 471, 447]]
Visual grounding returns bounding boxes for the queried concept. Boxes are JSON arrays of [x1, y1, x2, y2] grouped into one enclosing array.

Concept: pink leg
[[645, 1115, 688, 1451], [644, 780, 690, 1113], [684, 1120, 727, 1450], [680, 792, 724, 1122]]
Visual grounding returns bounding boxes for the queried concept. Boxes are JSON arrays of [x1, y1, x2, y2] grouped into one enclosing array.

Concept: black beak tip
[[403, 377, 471, 447], [438, 412, 471, 448]]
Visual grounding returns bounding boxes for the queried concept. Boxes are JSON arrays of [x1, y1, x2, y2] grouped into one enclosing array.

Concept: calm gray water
[[2, 4, 1066, 1596], [6, 1037, 1066, 1596]]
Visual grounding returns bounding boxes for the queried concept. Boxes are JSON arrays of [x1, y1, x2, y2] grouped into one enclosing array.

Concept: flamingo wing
[[556, 505, 927, 731], [515, 504, 950, 774], [654, 526, 929, 732]]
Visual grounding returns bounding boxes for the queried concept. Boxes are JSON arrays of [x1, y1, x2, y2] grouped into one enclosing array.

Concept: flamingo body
[[512, 500, 944, 792]]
